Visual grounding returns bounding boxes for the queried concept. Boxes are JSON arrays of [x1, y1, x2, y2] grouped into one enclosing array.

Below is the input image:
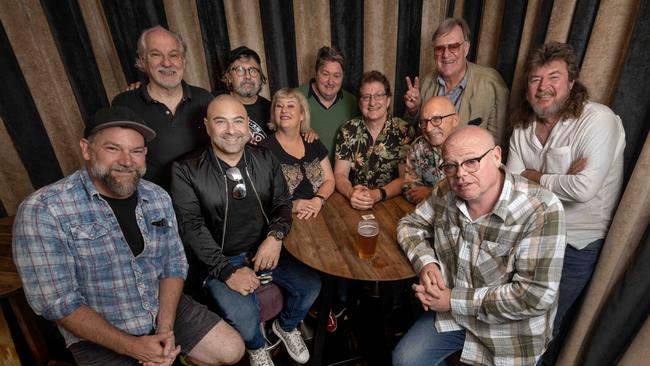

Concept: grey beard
[[234, 82, 260, 98], [89, 164, 145, 197]]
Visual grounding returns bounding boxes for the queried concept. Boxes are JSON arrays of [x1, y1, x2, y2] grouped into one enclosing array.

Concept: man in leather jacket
[[170, 95, 320, 366]]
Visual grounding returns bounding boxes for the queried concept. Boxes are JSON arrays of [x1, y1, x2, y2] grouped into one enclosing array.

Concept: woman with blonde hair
[[261, 88, 334, 219]]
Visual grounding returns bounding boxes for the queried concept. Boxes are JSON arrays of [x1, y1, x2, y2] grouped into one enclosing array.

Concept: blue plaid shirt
[[12, 169, 188, 346]]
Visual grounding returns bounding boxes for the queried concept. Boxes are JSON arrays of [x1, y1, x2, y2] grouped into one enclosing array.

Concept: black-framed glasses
[[419, 113, 456, 129], [433, 42, 464, 55], [231, 66, 260, 77], [359, 93, 387, 103], [225, 167, 247, 199], [439, 146, 495, 176]]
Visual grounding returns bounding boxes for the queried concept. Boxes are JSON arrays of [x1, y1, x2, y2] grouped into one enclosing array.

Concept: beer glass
[[356, 216, 379, 259]]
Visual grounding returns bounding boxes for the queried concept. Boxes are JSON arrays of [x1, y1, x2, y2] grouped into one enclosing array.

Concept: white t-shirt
[[507, 101, 625, 249]]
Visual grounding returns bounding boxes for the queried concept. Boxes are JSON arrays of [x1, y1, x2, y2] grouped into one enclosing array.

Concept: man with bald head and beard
[[394, 126, 566, 365], [13, 106, 245, 366], [402, 96, 459, 203], [507, 42, 626, 364], [171, 95, 320, 366]]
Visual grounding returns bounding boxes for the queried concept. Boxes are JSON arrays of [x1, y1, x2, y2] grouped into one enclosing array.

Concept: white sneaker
[[272, 319, 310, 364], [247, 347, 274, 366]]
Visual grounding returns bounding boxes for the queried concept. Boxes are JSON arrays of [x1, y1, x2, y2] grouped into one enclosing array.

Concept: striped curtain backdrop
[[1, 0, 649, 364]]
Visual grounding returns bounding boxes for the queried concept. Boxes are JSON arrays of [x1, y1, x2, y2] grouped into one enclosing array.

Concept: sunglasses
[[226, 167, 247, 199], [433, 42, 464, 55]]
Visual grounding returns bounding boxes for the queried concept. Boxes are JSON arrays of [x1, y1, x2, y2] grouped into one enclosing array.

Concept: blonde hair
[[269, 88, 311, 133]]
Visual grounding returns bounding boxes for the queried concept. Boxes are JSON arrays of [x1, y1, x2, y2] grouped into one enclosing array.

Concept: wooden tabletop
[[0, 216, 21, 297], [284, 192, 416, 281]]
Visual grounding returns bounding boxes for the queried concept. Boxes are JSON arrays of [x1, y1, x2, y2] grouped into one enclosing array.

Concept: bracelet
[[315, 194, 326, 205]]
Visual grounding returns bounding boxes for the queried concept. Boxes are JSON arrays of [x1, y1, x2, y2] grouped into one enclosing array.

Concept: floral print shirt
[[335, 116, 414, 187], [401, 136, 446, 203]]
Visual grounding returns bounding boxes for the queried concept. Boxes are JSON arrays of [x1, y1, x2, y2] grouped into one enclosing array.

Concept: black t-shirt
[[102, 193, 144, 256], [214, 155, 267, 256], [112, 81, 212, 191], [260, 135, 328, 200]]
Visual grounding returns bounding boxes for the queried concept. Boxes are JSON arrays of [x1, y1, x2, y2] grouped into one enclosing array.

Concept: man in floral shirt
[[402, 96, 459, 203], [334, 71, 414, 210]]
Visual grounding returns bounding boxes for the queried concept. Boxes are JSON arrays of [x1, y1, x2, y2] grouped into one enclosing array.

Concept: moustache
[[535, 91, 555, 98]]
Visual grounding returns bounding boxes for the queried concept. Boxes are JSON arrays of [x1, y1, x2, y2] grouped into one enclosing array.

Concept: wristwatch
[[379, 187, 387, 201], [268, 230, 285, 241], [315, 194, 326, 205]]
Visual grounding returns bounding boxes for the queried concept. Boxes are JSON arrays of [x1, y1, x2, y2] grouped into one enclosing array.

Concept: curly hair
[[511, 42, 589, 129]]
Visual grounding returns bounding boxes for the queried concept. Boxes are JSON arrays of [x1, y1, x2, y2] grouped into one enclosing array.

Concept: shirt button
[[166, 111, 170, 115]]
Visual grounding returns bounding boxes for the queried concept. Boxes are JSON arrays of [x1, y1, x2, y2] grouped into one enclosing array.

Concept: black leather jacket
[[170, 145, 292, 282]]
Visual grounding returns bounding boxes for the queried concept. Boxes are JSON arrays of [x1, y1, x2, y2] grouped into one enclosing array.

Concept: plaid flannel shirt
[[12, 169, 188, 347], [398, 170, 566, 365]]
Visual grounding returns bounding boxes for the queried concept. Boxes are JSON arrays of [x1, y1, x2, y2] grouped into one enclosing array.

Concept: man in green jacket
[[298, 46, 358, 161], [404, 18, 510, 148]]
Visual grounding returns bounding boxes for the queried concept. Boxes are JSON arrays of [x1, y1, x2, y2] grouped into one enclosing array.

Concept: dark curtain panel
[[567, 0, 601, 67], [196, 0, 230, 93], [581, 225, 650, 365], [41, 0, 109, 120], [100, 0, 168, 84], [462, 0, 483, 63], [531, 0, 555, 48], [330, 0, 364, 94], [260, 0, 299, 94], [495, 0, 528, 88], [610, 0, 650, 184], [0, 21, 63, 189], [393, 0, 423, 117]]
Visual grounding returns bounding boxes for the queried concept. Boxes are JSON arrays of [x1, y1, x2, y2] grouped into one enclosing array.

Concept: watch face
[[275, 231, 285, 240]]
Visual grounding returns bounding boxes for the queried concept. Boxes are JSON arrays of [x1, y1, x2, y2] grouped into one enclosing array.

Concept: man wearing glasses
[[112, 26, 214, 192], [170, 95, 320, 366], [394, 126, 566, 365], [403, 18, 510, 148], [401, 96, 459, 204], [507, 42, 625, 365], [219, 46, 272, 144]]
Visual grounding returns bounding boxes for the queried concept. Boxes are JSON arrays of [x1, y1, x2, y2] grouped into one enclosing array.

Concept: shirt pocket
[[70, 223, 114, 267], [475, 240, 514, 285], [544, 146, 571, 174]]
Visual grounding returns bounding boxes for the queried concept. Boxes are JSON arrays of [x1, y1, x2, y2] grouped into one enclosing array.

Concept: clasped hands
[[226, 237, 281, 296], [349, 185, 381, 210], [413, 263, 452, 312], [133, 327, 180, 366]]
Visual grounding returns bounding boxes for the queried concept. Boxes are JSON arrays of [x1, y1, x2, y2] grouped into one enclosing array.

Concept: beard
[[234, 80, 261, 98], [89, 156, 145, 198], [528, 91, 570, 120]]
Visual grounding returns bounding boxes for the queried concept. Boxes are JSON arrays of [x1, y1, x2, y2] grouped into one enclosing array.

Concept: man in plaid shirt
[[12, 106, 244, 366], [393, 126, 566, 365]]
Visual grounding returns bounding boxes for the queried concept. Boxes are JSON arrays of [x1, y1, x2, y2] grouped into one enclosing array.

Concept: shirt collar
[[141, 80, 191, 104], [436, 65, 469, 92], [307, 79, 344, 108]]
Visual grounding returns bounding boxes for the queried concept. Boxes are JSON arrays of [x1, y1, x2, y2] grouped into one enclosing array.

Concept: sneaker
[[272, 319, 310, 364], [247, 347, 274, 366]]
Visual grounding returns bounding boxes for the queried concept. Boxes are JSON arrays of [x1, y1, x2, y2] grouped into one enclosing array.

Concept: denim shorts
[[69, 294, 221, 366]]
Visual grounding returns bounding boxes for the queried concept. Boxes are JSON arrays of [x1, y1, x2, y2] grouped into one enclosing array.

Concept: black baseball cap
[[84, 106, 156, 142], [226, 46, 261, 67]]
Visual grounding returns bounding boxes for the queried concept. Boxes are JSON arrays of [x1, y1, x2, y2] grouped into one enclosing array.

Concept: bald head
[[420, 96, 459, 147], [204, 95, 251, 164]]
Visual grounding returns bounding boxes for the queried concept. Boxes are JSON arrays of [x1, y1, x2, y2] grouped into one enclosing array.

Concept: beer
[[356, 219, 379, 259]]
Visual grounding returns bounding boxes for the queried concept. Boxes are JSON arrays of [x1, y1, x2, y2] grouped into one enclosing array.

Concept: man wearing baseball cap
[[12, 106, 245, 366], [218, 46, 273, 144]]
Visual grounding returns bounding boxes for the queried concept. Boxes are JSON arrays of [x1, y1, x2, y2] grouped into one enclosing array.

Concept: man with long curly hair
[[507, 42, 626, 364]]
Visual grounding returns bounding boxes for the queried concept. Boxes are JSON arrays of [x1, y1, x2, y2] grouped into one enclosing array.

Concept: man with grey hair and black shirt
[[403, 18, 510, 147], [112, 25, 213, 191]]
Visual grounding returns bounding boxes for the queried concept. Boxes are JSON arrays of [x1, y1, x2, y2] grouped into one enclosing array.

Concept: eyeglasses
[[419, 113, 456, 129], [439, 146, 495, 176], [225, 167, 247, 199], [360, 93, 387, 103], [231, 66, 260, 77], [433, 42, 464, 55]]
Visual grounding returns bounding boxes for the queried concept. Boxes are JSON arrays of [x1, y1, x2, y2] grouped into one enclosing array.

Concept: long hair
[[511, 42, 589, 129]]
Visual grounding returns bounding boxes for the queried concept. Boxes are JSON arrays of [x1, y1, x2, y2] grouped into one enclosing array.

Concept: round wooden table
[[285, 192, 416, 366]]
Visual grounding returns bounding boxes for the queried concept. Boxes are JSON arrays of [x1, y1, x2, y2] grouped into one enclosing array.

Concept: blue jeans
[[392, 311, 466, 366], [539, 239, 604, 365], [204, 251, 321, 349]]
